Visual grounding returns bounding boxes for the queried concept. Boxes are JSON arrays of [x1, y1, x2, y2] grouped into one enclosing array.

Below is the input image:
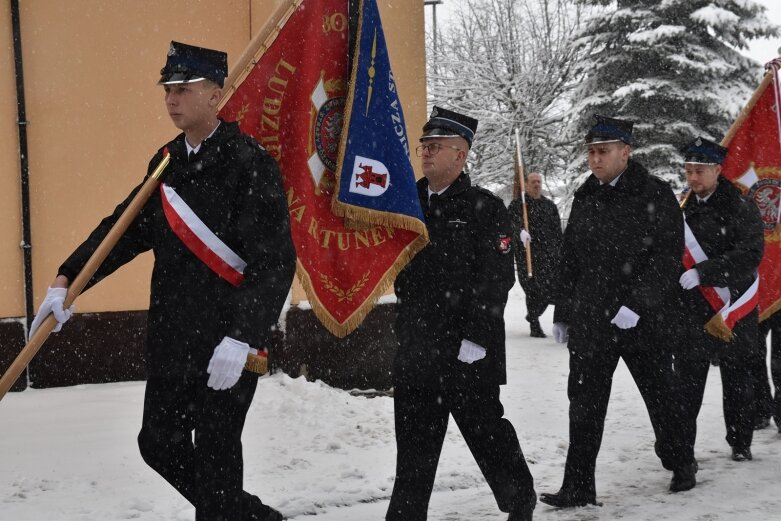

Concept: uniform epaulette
[[230, 134, 270, 164], [241, 133, 266, 152], [647, 174, 672, 188], [472, 185, 503, 202]]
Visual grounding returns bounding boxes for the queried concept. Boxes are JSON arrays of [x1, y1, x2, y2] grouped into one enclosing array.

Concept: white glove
[[519, 229, 531, 246], [610, 305, 640, 329], [457, 339, 486, 364], [679, 268, 700, 290], [553, 322, 569, 343], [28, 287, 74, 340], [207, 336, 250, 390]]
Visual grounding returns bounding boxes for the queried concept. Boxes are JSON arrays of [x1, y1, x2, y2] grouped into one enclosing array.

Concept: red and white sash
[[683, 219, 758, 340], [160, 183, 247, 286]]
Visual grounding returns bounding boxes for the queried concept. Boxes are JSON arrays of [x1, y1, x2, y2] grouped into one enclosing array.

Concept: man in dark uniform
[[386, 106, 536, 521], [509, 173, 563, 337], [28, 42, 296, 521], [675, 138, 764, 467], [541, 116, 688, 508]]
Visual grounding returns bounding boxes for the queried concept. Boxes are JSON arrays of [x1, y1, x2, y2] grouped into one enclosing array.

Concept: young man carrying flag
[[675, 137, 764, 470]]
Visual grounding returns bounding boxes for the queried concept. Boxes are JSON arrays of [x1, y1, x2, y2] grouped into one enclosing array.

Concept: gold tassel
[[244, 352, 269, 375], [704, 314, 733, 342]]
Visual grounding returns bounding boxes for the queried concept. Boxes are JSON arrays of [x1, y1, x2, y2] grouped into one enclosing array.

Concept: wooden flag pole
[[721, 68, 775, 148], [217, 0, 303, 111], [0, 153, 171, 402], [514, 128, 532, 278], [0, 3, 312, 399]]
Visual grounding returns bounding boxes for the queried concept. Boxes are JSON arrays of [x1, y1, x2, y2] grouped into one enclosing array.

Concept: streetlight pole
[[424, 0, 444, 55]]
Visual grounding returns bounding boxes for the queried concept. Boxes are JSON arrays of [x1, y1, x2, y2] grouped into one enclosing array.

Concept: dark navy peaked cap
[[159, 41, 228, 87], [585, 115, 634, 146], [421, 106, 478, 148], [682, 137, 728, 165]]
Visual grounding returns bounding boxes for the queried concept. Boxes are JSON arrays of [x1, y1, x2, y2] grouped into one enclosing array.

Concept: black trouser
[[519, 278, 551, 322], [676, 314, 758, 454], [137, 372, 263, 521], [753, 313, 781, 424], [386, 384, 536, 521], [561, 348, 686, 497], [676, 355, 754, 452]]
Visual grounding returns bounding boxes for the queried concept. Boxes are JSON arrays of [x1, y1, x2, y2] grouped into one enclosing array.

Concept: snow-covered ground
[[2, 284, 780, 521]]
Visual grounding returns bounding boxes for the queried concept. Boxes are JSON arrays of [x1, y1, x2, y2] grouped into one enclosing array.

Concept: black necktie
[[188, 150, 196, 163], [427, 193, 440, 216]]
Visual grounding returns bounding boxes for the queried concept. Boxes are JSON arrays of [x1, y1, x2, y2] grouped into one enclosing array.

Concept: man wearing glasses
[[386, 106, 537, 521]]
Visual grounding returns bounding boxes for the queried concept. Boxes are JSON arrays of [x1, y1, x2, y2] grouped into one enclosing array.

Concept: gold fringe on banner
[[704, 314, 733, 342], [760, 298, 781, 322], [295, 234, 429, 338], [332, 201, 430, 237]]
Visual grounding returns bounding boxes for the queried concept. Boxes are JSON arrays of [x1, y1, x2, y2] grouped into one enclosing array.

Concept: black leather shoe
[[731, 446, 753, 461], [754, 417, 771, 430], [529, 320, 547, 338], [507, 502, 535, 521], [669, 462, 697, 492], [251, 505, 285, 521], [539, 490, 599, 508]]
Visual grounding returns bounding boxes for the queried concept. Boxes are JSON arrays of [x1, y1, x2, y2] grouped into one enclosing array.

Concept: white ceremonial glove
[[519, 229, 532, 246], [679, 268, 701, 290], [610, 305, 640, 330], [207, 336, 250, 390], [28, 287, 74, 340], [457, 339, 487, 364], [552, 322, 569, 344]]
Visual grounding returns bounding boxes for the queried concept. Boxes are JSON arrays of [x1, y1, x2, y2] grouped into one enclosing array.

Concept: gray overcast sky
[[425, 0, 781, 64], [747, 0, 781, 62]]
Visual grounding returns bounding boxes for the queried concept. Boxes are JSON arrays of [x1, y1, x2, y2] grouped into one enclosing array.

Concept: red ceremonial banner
[[218, 0, 426, 336], [721, 59, 781, 321]]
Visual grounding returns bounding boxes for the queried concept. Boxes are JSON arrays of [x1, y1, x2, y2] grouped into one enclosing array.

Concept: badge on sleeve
[[496, 233, 512, 254]]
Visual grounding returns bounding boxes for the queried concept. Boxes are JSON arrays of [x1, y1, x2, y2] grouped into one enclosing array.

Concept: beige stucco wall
[[0, 0, 425, 318]]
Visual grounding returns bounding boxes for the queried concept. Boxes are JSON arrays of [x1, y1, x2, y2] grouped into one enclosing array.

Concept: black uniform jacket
[[553, 160, 683, 353], [508, 194, 563, 293], [59, 121, 297, 377], [393, 173, 515, 388], [679, 176, 764, 356]]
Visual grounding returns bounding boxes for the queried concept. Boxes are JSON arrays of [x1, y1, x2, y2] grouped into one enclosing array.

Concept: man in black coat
[[675, 138, 764, 467], [509, 173, 563, 337], [386, 106, 536, 521], [540, 116, 688, 508], [28, 42, 296, 521]]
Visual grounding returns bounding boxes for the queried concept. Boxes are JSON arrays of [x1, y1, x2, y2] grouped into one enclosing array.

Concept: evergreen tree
[[565, 0, 778, 188]]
